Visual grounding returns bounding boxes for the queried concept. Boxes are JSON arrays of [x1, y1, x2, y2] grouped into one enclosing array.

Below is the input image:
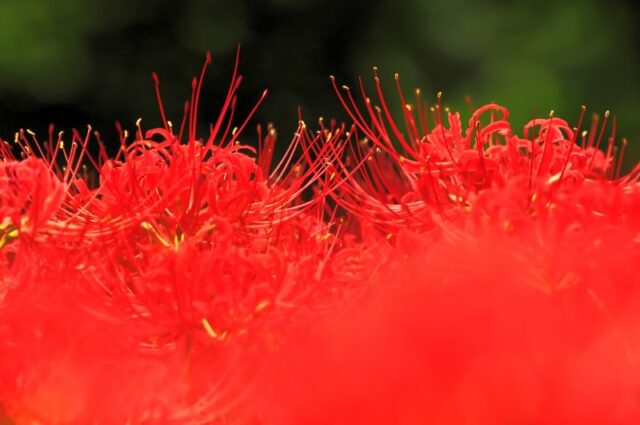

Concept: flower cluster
[[1, 55, 639, 424]]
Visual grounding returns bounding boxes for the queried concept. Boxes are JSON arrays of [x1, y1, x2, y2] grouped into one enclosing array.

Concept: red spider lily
[[0, 157, 66, 241], [0, 51, 355, 424], [248, 71, 640, 425], [257, 127, 640, 424], [77, 55, 339, 250], [78, 57, 347, 350], [2, 52, 640, 425], [328, 70, 639, 240]]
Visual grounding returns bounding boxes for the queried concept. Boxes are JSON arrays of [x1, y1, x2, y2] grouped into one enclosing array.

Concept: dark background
[[0, 0, 639, 166]]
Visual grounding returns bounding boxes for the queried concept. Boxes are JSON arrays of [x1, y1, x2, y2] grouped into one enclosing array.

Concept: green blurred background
[[0, 0, 638, 166]]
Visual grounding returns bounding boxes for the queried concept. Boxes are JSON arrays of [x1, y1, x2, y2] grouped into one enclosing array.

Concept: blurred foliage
[[0, 0, 638, 165]]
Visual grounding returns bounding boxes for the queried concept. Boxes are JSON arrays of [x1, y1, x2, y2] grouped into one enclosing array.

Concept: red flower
[[2, 55, 640, 425], [252, 71, 640, 425], [0, 157, 66, 240], [328, 71, 639, 239], [0, 52, 359, 424]]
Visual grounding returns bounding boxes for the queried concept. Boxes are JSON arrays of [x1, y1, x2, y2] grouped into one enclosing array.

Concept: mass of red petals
[[1, 55, 639, 424]]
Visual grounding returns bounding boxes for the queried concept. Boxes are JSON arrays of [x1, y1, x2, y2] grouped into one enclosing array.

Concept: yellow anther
[[140, 221, 172, 249], [255, 300, 270, 313], [0, 218, 12, 231], [0, 222, 19, 250], [201, 318, 219, 339], [172, 233, 184, 250]]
